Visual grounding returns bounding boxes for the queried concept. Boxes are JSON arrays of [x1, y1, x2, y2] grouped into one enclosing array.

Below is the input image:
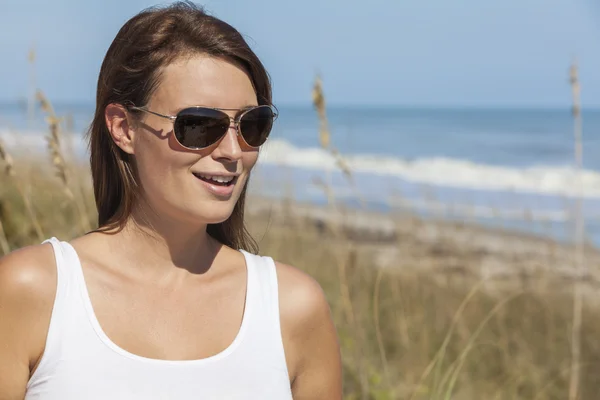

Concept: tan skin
[[0, 55, 343, 399]]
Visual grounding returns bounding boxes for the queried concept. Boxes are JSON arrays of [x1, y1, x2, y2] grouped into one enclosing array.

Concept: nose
[[211, 123, 243, 162]]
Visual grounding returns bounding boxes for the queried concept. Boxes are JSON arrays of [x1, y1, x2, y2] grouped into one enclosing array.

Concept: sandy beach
[[247, 195, 600, 300]]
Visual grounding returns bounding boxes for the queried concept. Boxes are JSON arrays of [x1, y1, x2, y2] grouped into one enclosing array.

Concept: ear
[[105, 103, 136, 155]]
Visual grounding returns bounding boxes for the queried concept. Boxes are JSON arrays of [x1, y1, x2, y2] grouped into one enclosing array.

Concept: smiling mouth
[[193, 173, 237, 187]]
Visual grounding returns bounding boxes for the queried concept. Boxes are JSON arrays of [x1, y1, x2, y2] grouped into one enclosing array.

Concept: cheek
[[242, 150, 259, 171], [134, 135, 190, 193], [234, 151, 259, 193]]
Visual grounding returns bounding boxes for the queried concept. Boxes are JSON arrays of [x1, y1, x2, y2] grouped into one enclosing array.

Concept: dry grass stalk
[[312, 76, 371, 394], [0, 219, 9, 255], [312, 75, 330, 149], [28, 45, 37, 125], [0, 138, 44, 241], [0, 139, 15, 178], [312, 75, 352, 178], [37, 90, 70, 191], [0, 198, 9, 255], [37, 90, 92, 233], [47, 116, 70, 191], [312, 75, 336, 205], [312, 75, 367, 209], [568, 58, 584, 400], [337, 246, 369, 399], [373, 267, 392, 395]]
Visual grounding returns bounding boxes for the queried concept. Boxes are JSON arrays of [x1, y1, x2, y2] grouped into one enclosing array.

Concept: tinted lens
[[239, 106, 275, 147], [174, 108, 229, 149]]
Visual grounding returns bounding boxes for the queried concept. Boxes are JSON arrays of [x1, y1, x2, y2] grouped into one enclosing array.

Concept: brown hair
[[87, 1, 271, 253]]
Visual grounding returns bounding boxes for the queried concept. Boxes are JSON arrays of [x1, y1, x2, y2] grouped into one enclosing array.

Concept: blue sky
[[2, 0, 600, 107]]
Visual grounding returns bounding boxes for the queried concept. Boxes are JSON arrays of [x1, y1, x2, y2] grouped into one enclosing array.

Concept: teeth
[[198, 174, 234, 183]]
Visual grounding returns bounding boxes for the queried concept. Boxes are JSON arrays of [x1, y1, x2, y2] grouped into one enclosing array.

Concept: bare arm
[[277, 262, 343, 400], [0, 245, 56, 400]]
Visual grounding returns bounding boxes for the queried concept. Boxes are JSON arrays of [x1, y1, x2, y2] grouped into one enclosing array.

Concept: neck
[[107, 205, 221, 276]]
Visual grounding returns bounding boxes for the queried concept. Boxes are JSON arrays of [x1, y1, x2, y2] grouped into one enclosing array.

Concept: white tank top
[[25, 237, 293, 400]]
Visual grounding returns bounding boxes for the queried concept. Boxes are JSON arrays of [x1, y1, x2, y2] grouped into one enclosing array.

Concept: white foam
[[0, 129, 87, 158], [259, 139, 600, 198]]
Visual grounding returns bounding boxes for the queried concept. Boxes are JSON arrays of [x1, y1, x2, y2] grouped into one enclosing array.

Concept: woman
[[0, 2, 342, 399]]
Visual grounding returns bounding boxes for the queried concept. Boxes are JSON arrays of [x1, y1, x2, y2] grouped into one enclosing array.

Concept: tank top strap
[[240, 251, 278, 324], [43, 237, 67, 280], [27, 237, 76, 390], [41, 237, 83, 302], [239, 250, 288, 373]]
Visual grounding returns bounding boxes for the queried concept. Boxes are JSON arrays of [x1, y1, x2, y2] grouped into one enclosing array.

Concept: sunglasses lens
[[174, 108, 229, 149], [240, 106, 275, 147]]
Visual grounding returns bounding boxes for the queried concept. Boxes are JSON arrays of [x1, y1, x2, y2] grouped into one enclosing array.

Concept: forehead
[[151, 55, 258, 111]]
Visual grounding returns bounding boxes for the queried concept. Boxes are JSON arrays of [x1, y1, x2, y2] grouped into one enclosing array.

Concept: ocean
[[2, 102, 600, 245]]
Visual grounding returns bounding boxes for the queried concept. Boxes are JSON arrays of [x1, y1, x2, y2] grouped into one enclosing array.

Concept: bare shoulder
[[0, 243, 58, 334], [0, 243, 57, 301], [274, 261, 332, 327], [0, 243, 58, 395], [273, 261, 343, 399]]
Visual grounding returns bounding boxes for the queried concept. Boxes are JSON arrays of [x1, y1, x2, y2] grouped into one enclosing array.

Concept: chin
[[189, 201, 238, 225]]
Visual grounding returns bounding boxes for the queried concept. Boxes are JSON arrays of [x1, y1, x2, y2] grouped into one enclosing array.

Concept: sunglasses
[[128, 104, 278, 150]]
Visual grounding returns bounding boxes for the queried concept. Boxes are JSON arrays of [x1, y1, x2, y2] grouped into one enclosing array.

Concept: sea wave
[[259, 139, 600, 198]]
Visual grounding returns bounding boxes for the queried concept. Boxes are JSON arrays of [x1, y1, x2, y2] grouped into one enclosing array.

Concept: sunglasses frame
[[127, 104, 278, 150]]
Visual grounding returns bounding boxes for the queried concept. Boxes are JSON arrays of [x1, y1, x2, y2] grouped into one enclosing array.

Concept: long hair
[[87, 1, 271, 253]]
